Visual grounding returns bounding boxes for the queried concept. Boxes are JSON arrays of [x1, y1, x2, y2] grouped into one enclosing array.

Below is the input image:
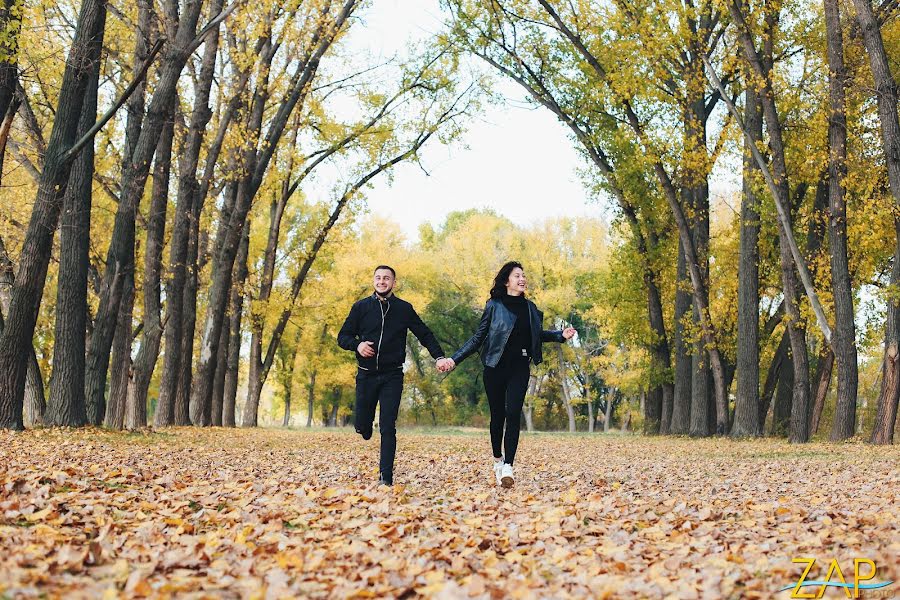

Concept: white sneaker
[[493, 459, 504, 486], [500, 463, 514, 488]]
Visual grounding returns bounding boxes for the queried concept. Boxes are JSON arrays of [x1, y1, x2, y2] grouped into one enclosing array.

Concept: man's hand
[[357, 341, 376, 357], [437, 358, 456, 373], [562, 327, 577, 340]]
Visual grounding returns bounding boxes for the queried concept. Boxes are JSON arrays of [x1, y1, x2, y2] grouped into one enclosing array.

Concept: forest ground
[[1, 428, 897, 599]]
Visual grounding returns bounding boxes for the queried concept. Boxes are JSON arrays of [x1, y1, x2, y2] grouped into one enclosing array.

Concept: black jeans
[[354, 369, 404, 481], [483, 358, 530, 465]]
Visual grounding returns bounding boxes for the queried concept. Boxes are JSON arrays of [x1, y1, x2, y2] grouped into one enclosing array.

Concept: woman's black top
[[499, 292, 532, 365]]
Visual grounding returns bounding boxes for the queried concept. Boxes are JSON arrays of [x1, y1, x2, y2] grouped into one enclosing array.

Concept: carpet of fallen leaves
[[0, 428, 898, 599]]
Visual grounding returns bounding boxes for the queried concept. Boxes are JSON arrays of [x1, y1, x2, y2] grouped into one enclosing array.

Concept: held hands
[[357, 341, 376, 357], [436, 358, 456, 373], [562, 327, 577, 341]]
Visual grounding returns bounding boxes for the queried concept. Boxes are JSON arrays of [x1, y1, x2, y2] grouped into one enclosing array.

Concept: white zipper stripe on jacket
[[376, 296, 390, 371]]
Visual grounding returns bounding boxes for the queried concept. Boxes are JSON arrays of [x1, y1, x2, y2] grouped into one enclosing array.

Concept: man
[[337, 265, 451, 486]]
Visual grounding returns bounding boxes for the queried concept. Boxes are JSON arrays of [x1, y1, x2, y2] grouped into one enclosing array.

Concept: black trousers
[[354, 368, 404, 480], [483, 358, 530, 465]]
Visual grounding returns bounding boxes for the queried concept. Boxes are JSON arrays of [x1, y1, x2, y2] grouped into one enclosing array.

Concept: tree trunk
[[0, 261, 46, 431], [86, 0, 210, 426], [46, 55, 102, 427], [329, 402, 338, 427], [669, 184, 730, 436], [124, 377, 143, 430], [0, 0, 22, 123], [721, 0, 816, 444], [0, 241, 45, 428], [534, 0, 732, 432], [557, 345, 577, 432], [685, 95, 713, 438], [105, 269, 134, 428], [244, 126, 295, 430], [222, 222, 249, 427], [245, 140, 432, 429], [193, 2, 358, 427], [850, 0, 900, 444], [199, 97, 270, 427], [640, 387, 646, 417], [785, 327, 811, 443], [772, 347, 794, 437], [174, 200, 204, 425], [586, 392, 594, 434], [0, 0, 107, 430], [644, 246, 669, 434], [872, 341, 900, 444], [156, 0, 223, 427], [761, 331, 789, 427], [733, 87, 763, 437], [707, 369, 718, 434], [728, 10, 813, 442], [622, 211, 671, 437], [129, 118, 174, 429], [222, 303, 241, 427], [210, 322, 228, 426], [86, 69, 145, 427], [604, 390, 614, 432], [282, 380, 292, 427], [689, 348, 710, 437], [243, 359, 264, 429], [658, 381, 673, 434], [825, 0, 859, 442], [306, 369, 317, 427], [670, 246, 692, 434], [202, 182, 241, 426], [278, 332, 300, 428], [711, 2, 830, 351], [811, 346, 835, 436], [524, 398, 535, 433], [23, 347, 45, 427]]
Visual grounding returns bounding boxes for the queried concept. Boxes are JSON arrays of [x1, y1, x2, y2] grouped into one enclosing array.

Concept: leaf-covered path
[[1, 428, 897, 598]]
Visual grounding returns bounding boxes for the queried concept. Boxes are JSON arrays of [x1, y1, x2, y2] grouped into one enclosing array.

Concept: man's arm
[[407, 304, 446, 360], [337, 302, 362, 351]]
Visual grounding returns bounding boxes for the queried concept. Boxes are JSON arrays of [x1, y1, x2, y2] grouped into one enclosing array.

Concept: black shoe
[[356, 426, 373, 440]]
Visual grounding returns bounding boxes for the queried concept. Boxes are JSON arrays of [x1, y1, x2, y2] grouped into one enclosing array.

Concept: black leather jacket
[[451, 298, 565, 368]]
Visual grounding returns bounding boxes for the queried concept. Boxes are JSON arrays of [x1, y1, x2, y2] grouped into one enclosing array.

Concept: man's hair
[[374, 265, 396, 278]]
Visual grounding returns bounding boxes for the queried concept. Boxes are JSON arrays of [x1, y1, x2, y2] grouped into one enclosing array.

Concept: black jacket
[[451, 297, 565, 368], [337, 294, 445, 372]]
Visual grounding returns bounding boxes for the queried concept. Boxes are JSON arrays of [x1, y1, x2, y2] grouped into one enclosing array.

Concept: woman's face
[[505, 267, 527, 295]]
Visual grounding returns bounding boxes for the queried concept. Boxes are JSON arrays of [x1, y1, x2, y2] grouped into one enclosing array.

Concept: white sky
[[343, 0, 605, 241]]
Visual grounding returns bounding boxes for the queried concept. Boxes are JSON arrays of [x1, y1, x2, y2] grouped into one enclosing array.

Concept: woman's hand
[[562, 327, 577, 341], [437, 358, 456, 373]]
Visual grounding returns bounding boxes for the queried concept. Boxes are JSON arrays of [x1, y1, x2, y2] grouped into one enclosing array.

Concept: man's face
[[373, 269, 395, 295]]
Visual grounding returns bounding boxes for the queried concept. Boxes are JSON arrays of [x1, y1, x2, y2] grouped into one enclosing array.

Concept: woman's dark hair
[[490, 261, 524, 299]]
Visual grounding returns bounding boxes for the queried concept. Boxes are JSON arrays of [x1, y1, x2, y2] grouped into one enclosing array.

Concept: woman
[[441, 261, 576, 488]]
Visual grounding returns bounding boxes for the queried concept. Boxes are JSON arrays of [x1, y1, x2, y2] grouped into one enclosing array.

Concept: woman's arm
[[541, 329, 566, 343], [542, 326, 576, 343], [450, 302, 493, 365]]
